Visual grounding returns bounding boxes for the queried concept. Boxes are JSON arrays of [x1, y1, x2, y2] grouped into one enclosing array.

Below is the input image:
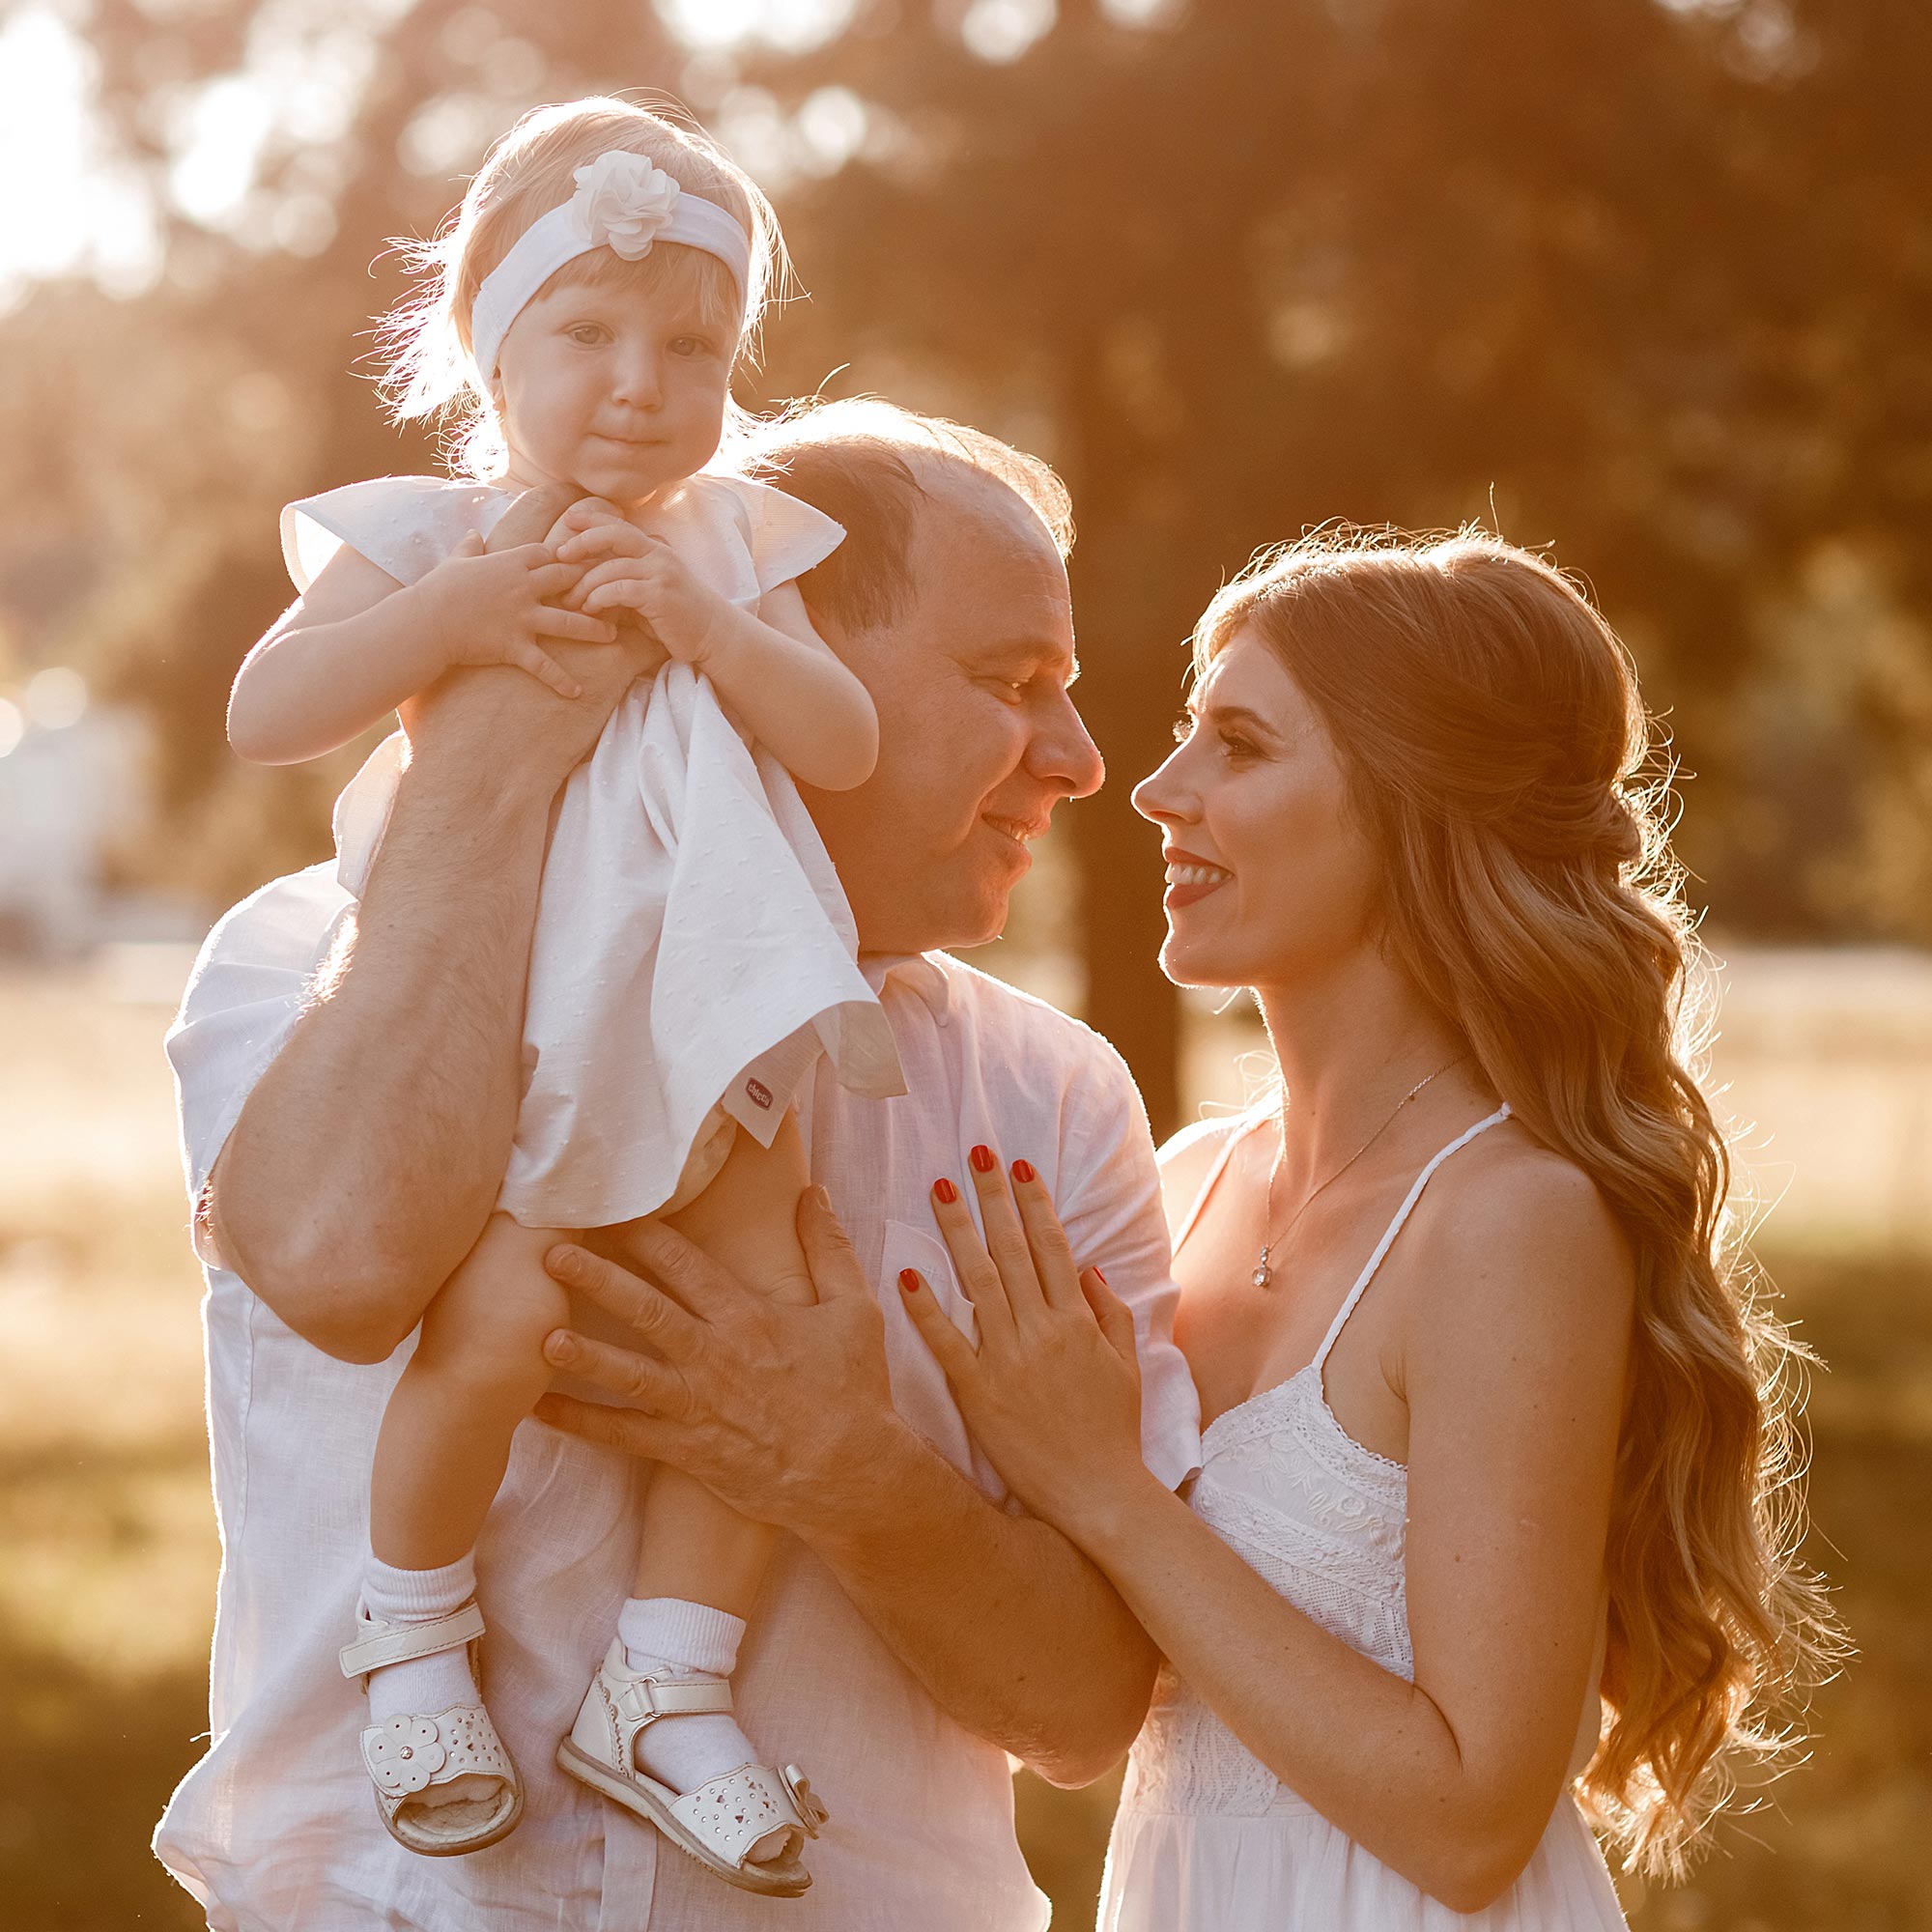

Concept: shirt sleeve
[[165, 864, 355, 1267], [1055, 1041, 1205, 1492], [279, 476, 511, 595]]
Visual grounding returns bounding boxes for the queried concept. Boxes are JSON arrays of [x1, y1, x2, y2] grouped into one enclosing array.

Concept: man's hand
[[537, 1187, 1161, 1784], [534, 1189, 908, 1535]]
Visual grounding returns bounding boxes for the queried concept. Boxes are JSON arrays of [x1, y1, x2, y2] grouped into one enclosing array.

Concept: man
[[158, 400, 1201, 1930]]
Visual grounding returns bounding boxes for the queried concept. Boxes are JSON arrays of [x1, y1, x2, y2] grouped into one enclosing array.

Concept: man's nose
[[1030, 691, 1105, 799]]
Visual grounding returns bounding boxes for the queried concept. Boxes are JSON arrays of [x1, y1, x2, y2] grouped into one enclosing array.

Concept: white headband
[[469, 149, 753, 382]]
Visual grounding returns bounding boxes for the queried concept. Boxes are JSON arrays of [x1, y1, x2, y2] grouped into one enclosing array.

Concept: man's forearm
[[209, 757, 553, 1361], [797, 1420, 1159, 1785]]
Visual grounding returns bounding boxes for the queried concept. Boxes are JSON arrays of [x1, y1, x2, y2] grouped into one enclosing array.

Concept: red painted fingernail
[[970, 1144, 995, 1174], [1093, 1266, 1107, 1286], [1011, 1158, 1037, 1184], [898, 1268, 921, 1295], [933, 1178, 958, 1205]]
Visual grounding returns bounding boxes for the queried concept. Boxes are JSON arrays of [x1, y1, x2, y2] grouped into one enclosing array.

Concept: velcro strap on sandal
[[613, 1675, 735, 1727], [340, 1602, 486, 1681]]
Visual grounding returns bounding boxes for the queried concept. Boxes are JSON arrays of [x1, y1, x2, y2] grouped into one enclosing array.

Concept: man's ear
[[796, 578, 844, 653]]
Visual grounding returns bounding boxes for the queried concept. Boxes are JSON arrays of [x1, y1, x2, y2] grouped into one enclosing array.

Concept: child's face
[[494, 265, 735, 507]]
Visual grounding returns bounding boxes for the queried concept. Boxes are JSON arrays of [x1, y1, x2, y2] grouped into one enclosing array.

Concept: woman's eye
[[1219, 732, 1257, 760]]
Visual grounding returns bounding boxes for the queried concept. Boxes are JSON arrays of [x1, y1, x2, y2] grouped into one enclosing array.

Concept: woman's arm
[[557, 519, 878, 791], [904, 1148, 1633, 1913], [227, 533, 616, 765]]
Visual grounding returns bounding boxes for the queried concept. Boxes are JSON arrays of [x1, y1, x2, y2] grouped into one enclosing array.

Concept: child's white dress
[[280, 470, 905, 1230]]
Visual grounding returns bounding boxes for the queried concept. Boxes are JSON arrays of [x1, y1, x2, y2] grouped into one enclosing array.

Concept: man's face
[[799, 471, 1103, 954]]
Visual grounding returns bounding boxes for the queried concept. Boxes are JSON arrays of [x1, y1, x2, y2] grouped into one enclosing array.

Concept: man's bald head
[[738, 397, 1100, 953], [739, 398, 1074, 638]]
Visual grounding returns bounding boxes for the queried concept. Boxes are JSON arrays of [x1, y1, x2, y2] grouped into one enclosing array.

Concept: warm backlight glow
[[0, 7, 156, 305]]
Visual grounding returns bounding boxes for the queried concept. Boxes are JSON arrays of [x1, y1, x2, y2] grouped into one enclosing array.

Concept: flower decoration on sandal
[[365, 1714, 450, 1796]]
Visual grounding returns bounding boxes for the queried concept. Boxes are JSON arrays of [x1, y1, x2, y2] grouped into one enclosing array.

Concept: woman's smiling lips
[[1164, 847, 1232, 909]]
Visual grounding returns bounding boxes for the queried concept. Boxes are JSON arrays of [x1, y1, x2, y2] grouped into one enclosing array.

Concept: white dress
[[280, 470, 906, 1230], [1099, 1106, 1631, 1932]]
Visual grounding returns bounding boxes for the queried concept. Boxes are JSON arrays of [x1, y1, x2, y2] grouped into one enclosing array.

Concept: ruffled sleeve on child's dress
[[280, 475, 511, 595], [638, 472, 844, 611], [278, 475, 514, 898]]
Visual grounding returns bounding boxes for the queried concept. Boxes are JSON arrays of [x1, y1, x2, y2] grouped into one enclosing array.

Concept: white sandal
[[339, 1601, 525, 1857], [555, 1639, 827, 1897]]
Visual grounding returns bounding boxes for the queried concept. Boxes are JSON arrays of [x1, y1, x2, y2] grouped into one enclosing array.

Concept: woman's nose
[[1131, 745, 1194, 826]]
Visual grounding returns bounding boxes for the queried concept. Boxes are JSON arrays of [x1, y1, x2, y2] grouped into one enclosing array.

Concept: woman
[[900, 529, 1834, 1927]]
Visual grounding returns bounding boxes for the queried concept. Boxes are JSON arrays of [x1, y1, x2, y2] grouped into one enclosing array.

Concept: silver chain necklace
[[1252, 1054, 1467, 1290]]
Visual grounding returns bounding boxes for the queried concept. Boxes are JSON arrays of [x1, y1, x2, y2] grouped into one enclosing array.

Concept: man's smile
[[981, 812, 1051, 865]]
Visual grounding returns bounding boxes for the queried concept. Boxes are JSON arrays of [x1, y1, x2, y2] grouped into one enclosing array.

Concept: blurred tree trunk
[[1063, 384, 1186, 1136]]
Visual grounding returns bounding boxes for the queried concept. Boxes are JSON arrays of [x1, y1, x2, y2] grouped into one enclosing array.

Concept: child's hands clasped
[[410, 528, 619, 699], [554, 515, 736, 668]]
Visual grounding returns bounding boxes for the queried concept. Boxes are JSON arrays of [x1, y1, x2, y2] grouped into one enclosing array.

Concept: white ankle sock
[[361, 1549, 482, 1726], [616, 1598, 765, 1804]]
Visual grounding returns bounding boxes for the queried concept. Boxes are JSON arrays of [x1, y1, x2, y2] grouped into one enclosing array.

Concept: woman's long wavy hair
[[1195, 527, 1841, 1876]]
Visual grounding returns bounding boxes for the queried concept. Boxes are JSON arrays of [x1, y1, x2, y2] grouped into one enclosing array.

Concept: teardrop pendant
[[1252, 1248, 1273, 1291]]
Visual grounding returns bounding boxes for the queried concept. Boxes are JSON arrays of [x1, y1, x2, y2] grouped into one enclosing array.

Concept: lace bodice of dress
[[1120, 1366, 1416, 1817], [1120, 1107, 1512, 1820]]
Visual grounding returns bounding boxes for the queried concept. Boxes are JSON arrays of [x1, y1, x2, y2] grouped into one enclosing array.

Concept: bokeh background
[[2, 0, 1929, 1925]]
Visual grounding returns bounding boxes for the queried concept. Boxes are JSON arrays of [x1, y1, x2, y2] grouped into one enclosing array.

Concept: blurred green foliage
[[4, 0, 1928, 1126]]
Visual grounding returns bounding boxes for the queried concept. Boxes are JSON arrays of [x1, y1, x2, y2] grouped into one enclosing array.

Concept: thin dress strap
[[1171, 1105, 1273, 1256], [1310, 1104, 1513, 1374]]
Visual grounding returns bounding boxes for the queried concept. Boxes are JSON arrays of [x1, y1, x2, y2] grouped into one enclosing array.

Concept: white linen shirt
[[156, 861, 1203, 1932]]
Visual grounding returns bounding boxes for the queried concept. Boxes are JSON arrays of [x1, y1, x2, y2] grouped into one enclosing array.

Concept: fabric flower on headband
[[569, 151, 682, 260]]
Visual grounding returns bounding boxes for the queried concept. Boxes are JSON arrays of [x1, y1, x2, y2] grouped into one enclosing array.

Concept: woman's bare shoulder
[[1406, 1121, 1635, 1346]]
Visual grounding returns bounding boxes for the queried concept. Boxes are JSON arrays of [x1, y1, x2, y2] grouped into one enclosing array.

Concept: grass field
[[1, 954, 1927, 1929]]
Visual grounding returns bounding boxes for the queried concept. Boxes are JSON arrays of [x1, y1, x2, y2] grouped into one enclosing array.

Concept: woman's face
[[1131, 626, 1380, 992]]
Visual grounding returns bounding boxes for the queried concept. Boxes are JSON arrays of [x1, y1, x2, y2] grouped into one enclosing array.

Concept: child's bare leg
[[361, 1213, 571, 1805], [605, 1114, 811, 1853], [660, 1109, 818, 1312]]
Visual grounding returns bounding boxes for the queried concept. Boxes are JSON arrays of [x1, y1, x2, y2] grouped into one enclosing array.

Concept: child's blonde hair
[[379, 96, 788, 478]]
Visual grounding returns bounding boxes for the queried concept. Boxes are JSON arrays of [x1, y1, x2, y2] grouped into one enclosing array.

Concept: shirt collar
[[860, 951, 952, 1022]]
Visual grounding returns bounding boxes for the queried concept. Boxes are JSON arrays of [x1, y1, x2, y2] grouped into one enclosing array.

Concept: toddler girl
[[226, 98, 903, 1892]]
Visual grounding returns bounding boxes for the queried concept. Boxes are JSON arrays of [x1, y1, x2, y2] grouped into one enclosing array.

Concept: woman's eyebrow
[[1193, 699, 1280, 740]]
